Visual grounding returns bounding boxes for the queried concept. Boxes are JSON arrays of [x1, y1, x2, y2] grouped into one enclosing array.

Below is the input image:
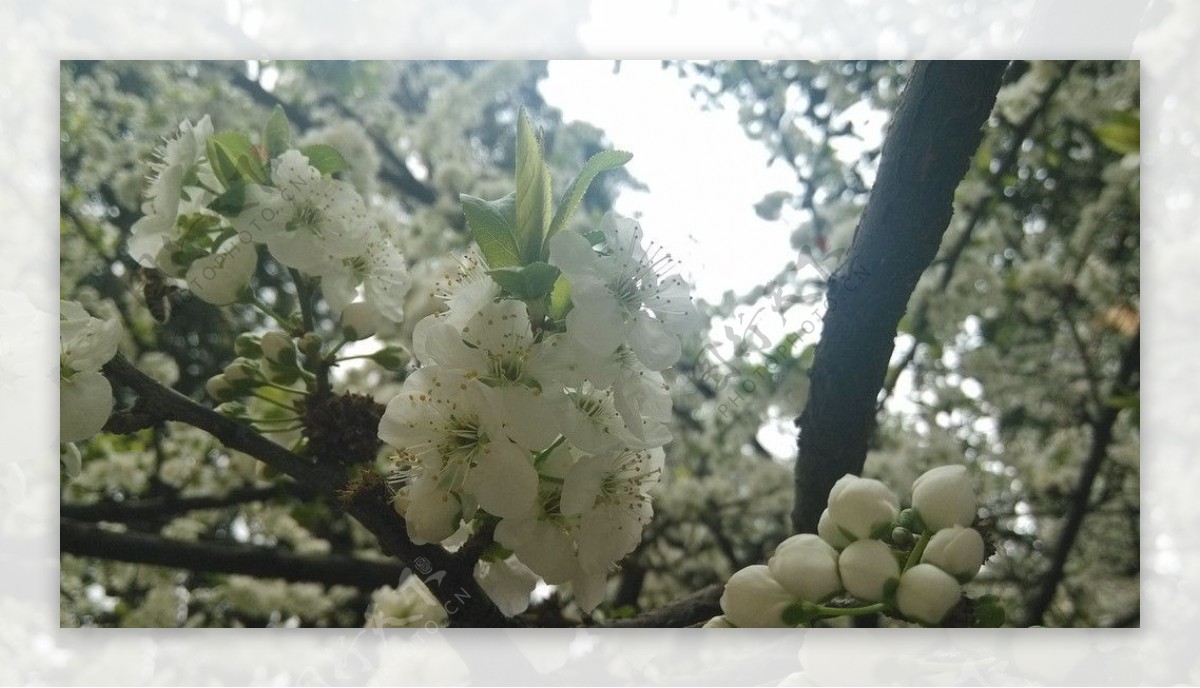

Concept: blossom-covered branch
[[100, 353, 512, 626]]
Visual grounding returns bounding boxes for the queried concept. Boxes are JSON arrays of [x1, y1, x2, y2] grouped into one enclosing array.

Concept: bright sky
[[541, 61, 816, 458], [540, 60, 801, 304]]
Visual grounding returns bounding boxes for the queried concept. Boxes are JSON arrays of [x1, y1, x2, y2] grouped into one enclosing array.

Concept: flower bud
[[234, 333, 262, 358], [299, 332, 323, 359], [767, 534, 842, 603], [371, 346, 408, 370], [818, 508, 851, 550], [214, 401, 247, 418], [827, 474, 900, 541], [921, 526, 985, 582], [720, 565, 796, 628], [262, 359, 301, 385], [912, 465, 976, 531], [838, 539, 900, 603], [205, 374, 236, 402], [702, 615, 734, 628], [341, 301, 380, 341], [891, 527, 915, 549], [895, 563, 961, 625], [260, 331, 297, 367], [895, 507, 921, 533], [223, 357, 259, 385]]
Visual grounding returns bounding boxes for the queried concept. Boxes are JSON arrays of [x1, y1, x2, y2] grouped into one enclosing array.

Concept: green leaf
[[206, 131, 268, 186], [264, 105, 292, 158], [515, 108, 551, 263], [522, 262, 561, 299], [209, 183, 249, 216], [546, 149, 633, 249], [461, 193, 521, 268], [549, 274, 572, 319], [971, 594, 1006, 628], [300, 144, 348, 176], [206, 137, 238, 189], [487, 262, 561, 301], [1094, 111, 1139, 154]]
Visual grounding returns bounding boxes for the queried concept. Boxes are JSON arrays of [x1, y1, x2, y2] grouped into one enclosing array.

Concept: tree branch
[[61, 518, 406, 590], [1023, 332, 1139, 626], [99, 354, 511, 626], [792, 61, 1008, 534], [876, 62, 1073, 412], [61, 484, 300, 522], [603, 583, 723, 628]]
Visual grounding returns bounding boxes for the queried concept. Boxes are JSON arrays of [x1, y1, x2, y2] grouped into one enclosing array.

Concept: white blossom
[[365, 577, 447, 628], [560, 446, 663, 573], [233, 150, 374, 274], [474, 555, 539, 617], [60, 301, 122, 443], [128, 116, 215, 267], [379, 368, 539, 540], [185, 238, 257, 305], [549, 212, 697, 370], [319, 234, 410, 322]]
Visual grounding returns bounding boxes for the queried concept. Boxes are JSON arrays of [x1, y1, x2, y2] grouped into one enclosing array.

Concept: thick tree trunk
[[792, 61, 1008, 534]]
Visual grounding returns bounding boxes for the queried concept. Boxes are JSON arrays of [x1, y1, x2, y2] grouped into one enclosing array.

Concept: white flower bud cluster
[[129, 115, 410, 324], [710, 465, 987, 628], [377, 213, 699, 615]]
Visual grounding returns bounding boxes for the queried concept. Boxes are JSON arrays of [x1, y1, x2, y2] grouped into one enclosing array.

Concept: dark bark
[[61, 518, 407, 590], [792, 61, 1008, 534], [61, 484, 299, 522]]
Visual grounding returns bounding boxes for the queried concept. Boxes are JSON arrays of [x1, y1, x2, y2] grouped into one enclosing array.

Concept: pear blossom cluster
[[709, 465, 990, 627], [128, 111, 409, 324], [378, 211, 697, 615], [60, 300, 123, 445]]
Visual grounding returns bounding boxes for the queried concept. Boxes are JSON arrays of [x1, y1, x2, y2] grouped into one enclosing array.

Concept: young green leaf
[[207, 132, 268, 186], [264, 105, 292, 158], [209, 183, 249, 216], [300, 144, 348, 176], [487, 262, 561, 301], [546, 149, 633, 250], [1094, 111, 1139, 154], [461, 193, 521, 268], [515, 108, 551, 264], [548, 273, 572, 319]]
